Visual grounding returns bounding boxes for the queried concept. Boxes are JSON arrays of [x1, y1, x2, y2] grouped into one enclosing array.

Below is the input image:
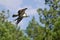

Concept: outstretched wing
[[16, 17, 23, 24], [12, 14, 18, 17]]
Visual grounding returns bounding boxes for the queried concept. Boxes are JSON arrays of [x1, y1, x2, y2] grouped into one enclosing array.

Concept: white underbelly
[[23, 14, 27, 16]]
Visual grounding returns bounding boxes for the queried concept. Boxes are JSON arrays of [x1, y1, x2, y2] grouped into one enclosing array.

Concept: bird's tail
[[12, 14, 18, 17]]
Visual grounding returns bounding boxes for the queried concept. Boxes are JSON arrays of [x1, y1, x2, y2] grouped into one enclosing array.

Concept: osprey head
[[24, 8, 27, 10]]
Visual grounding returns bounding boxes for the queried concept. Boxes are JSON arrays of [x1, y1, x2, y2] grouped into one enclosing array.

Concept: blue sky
[[0, 0, 49, 30]]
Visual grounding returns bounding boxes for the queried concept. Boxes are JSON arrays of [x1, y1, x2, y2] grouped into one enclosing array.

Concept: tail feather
[[12, 14, 18, 17]]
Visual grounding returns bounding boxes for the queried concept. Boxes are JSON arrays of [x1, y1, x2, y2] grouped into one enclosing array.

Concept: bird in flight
[[12, 8, 28, 24]]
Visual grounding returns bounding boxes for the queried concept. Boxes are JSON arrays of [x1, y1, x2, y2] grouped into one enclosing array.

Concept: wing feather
[[16, 17, 23, 24]]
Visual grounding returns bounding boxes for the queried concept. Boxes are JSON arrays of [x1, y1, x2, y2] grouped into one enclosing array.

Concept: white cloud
[[34, 0, 41, 3], [26, 8, 37, 16], [34, 0, 45, 3], [34, 0, 45, 9], [0, 0, 23, 10]]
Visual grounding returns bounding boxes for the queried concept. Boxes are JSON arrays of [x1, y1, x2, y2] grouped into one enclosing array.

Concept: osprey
[[12, 8, 28, 24]]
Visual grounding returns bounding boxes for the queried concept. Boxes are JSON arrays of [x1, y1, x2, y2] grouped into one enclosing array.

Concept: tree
[[26, 17, 45, 40], [37, 0, 60, 40], [0, 10, 30, 40], [26, 0, 60, 40]]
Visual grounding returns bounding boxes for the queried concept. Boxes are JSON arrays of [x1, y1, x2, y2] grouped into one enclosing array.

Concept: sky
[[0, 0, 49, 30]]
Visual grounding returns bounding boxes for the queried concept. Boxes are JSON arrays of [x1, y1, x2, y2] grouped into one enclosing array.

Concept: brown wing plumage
[[16, 17, 23, 24]]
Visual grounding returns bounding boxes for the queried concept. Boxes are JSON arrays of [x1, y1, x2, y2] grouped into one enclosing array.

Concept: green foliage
[[26, 0, 60, 40], [26, 17, 45, 40], [37, 0, 60, 40], [0, 10, 30, 40]]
